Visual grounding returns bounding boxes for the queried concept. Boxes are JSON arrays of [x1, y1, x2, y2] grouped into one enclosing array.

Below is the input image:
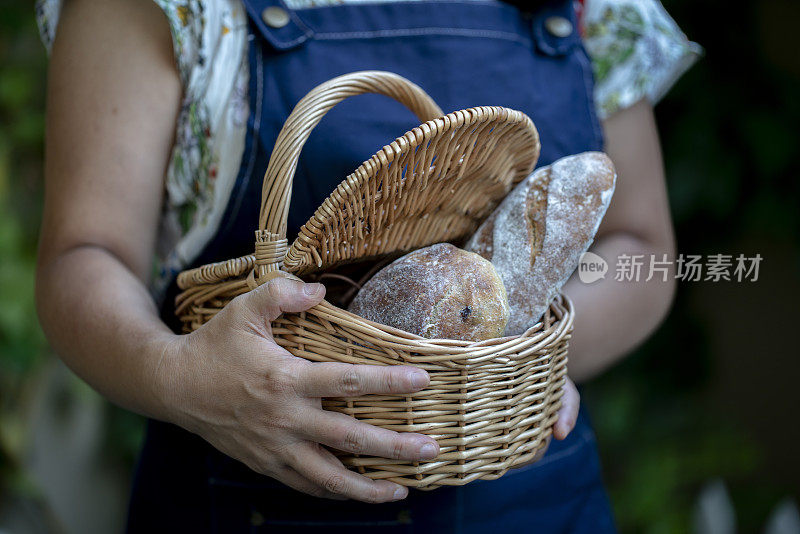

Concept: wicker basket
[[175, 71, 573, 489]]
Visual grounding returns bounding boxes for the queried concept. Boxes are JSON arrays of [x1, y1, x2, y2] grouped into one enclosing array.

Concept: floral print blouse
[[36, 0, 701, 300]]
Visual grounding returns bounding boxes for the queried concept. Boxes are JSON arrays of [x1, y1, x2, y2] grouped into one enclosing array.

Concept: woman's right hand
[[157, 277, 439, 503]]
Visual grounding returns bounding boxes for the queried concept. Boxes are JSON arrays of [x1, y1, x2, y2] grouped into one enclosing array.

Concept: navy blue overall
[[132, 0, 616, 531]]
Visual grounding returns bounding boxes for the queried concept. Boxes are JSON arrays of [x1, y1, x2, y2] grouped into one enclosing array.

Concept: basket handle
[[254, 71, 444, 280]]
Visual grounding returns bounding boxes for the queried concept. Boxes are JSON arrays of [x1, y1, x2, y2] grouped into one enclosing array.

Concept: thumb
[[248, 276, 326, 322], [553, 378, 580, 440]]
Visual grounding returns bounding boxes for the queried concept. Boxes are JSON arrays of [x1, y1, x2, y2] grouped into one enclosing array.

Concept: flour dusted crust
[[465, 166, 550, 333], [347, 243, 510, 341], [466, 152, 616, 335]]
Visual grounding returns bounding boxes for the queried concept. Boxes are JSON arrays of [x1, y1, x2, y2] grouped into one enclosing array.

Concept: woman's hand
[[37, 0, 436, 502], [554, 377, 580, 441], [158, 277, 439, 503]]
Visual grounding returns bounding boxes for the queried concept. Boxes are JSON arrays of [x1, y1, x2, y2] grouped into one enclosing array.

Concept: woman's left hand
[[554, 377, 580, 441]]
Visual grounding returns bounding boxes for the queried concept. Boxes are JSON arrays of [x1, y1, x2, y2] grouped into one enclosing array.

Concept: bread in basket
[[175, 71, 573, 489]]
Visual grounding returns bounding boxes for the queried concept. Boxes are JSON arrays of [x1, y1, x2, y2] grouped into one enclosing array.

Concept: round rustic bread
[[348, 243, 510, 341]]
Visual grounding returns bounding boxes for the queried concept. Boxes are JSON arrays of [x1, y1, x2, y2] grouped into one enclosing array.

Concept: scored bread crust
[[466, 152, 616, 335]]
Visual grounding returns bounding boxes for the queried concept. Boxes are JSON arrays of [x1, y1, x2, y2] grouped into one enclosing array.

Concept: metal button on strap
[[544, 16, 573, 38], [262, 6, 290, 29]]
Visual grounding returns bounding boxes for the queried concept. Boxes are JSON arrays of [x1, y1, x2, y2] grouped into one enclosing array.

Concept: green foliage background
[[0, 0, 143, 511], [0, 0, 49, 499], [1, 0, 798, 532]]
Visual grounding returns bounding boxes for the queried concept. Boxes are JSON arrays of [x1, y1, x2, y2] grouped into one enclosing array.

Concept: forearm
[[562, 233, 676, 383], [35, 245, 178, 421], [557, 100, 677, 382]]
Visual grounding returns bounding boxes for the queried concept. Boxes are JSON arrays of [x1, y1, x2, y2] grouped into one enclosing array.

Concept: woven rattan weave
[[175, 71, 573, 488]]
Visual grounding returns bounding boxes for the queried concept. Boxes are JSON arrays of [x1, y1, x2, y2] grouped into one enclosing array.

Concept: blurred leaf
[[0, 67, 35, 110], [739, 111, 795, 178]]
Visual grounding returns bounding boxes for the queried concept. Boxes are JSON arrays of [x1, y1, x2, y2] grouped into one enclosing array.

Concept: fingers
[[288, 442, 409, 503], [246, 277, 326, 322], [293, 362, 430, 398], [274, 465, 347, 501], [553, 377, 580, 440], [300, 407, 439, 462]]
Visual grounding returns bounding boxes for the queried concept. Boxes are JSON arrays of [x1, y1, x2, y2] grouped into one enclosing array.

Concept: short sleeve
[[581, 0, 703, 119], [34, 0, 59, 54]]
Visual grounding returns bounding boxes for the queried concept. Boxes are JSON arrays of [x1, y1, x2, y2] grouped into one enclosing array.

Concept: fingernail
[[420, 442, 438, 460], [303, 283, 322, 296], [392, 486, 408, 501], [409, 370, 428, 389]]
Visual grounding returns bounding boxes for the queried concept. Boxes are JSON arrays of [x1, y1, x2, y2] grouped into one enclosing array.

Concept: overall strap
[[242, 0, 314, 50]]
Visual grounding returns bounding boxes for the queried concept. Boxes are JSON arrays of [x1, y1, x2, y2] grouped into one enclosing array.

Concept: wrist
[[147, 331, 192, 426]]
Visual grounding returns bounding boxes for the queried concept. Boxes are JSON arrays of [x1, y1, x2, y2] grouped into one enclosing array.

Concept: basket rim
[[306, 294, 570, 346], [190, 287, 573, 361]]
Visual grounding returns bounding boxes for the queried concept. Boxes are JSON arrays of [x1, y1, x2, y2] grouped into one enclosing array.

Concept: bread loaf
[[465, 151, 616, 335], [348, 243, 510, 341]]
